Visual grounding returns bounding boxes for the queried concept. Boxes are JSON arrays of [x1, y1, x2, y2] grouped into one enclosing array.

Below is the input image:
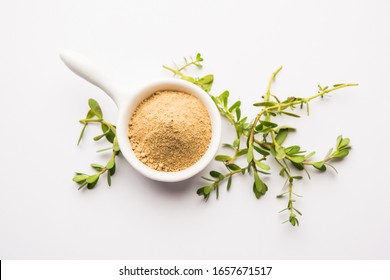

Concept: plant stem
[[162, 65, 184, 77], [248, 83, 358, 148], [274, 157, 295, 220], [225, 167, 248, 179], [288, 182, 294, 217], [307, 83, 358, 101], [264, 66, 282, 121], [266, 66, 283, 99], [215, 167, 249, 186], [163, 56, 201, 76], [178, 60, 199, 71], [80, 118, 103, 123]]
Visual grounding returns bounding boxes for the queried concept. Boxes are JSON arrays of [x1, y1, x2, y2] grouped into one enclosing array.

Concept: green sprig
[[73, 98, 120, 190], [163, 53, 214, 93], [163, 54, 357, 226]]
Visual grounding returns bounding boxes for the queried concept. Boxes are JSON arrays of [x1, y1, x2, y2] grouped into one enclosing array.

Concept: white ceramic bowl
[[60, 50, 221, 182]]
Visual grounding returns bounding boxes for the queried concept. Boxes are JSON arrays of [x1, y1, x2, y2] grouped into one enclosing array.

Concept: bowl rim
[[116, 78, 221, 182]]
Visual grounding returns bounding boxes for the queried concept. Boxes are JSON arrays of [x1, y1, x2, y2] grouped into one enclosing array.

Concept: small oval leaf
[[86, 174, 100, 184], [88, 99, 103, 119]]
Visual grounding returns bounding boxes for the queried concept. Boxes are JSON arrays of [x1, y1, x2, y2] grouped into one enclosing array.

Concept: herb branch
[[72, 99, 120, 190], [71, 54, 356, 226], [163, 54, 357, 226], [163, 53, 214, 93]]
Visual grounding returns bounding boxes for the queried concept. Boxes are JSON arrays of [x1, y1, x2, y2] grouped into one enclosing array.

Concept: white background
[[2, 260, 390, 280], [1, 0, 389, 259]]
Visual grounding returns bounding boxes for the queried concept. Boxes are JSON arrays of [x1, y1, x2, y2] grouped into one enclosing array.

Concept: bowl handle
[[59, 50, 124, 107]]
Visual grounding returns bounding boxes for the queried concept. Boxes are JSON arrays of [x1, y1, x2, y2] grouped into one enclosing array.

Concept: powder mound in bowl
[[128, 90, 212, 172]]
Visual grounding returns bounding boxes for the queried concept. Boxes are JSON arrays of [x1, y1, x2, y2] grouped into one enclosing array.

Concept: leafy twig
[[72, 99, 120, 190], [163, 54, 357, 226], [163, 53, 214, 93]]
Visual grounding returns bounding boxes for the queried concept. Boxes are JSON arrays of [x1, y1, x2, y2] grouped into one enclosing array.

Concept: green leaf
[[86, 174, 100, 184], [305, 101, 310, 115], [254, 172, 267, 194], [332, 149, 349, 159], [336, 135, 343, 148], [259, 120, 278, 128], [289, 156, 305, 163], [87, 181, 98, 189], [106, 157, 115, 169], [305, 151, 315, 160], [77, 124, 87, 145], [78, 181, 88, 190], [253, 101, 277, 107], [228, 101, 241, 112], [294, 208, 303, 216], [281, 111, 301, 118], [313, 161, 326, 171], [222, 143, 234, 149], [277, 193, 288, 199], [292, 176, 303, 180], [326, 163, 338, 173], [285, 145, 300, 155], [101, 123, 115, 143], [232, 138, 240, 148], [218, 90, 229, 107], [113, 137, 120, 152], [93, 134, 105, 141], [196, 187, 205, 196], [215, 155, 233, 162], [275, 129, 289, 145], [339, 138, 350, 149], [96, 147, 112, 153], [236, 148, 248, 157], [253, 145, 270, 156], [291, 161, 304, 170], [227, 176, 232, 191], [201, 176, 214, 182], [198, 74, 214, 92], [257, 169, 271, 175], [88, 99, 103, 119], [209, 94, 220, 106], [91, 163, 104, 171], [109, 162, 116, 175], [235, 107, 241, 121], [210, 170, 223, 179], [73, 174, 89, 183], [228, 163, 241, 171], [196, 186, 211, 200], [196, 53, 203, 62], [247, 144, 254, 162], [312, 161, 324, 169], [107, 170, 111, 186], [275, 145, 286, 159], [254, 159, 270, 170], [254, 124, 265, 133], [86, 109, 95, 119], [275, 126, 296, 132], [253, 183, 262, 199], [325, 148, 334, 158]]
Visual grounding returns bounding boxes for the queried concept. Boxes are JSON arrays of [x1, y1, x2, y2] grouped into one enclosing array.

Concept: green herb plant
[[72, 99, 120, 190], [72, 53, 356, 226], [163, 54, 357, 226]]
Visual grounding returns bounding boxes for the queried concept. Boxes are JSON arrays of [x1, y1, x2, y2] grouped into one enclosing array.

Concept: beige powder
[[128, 90, 212, 172]]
